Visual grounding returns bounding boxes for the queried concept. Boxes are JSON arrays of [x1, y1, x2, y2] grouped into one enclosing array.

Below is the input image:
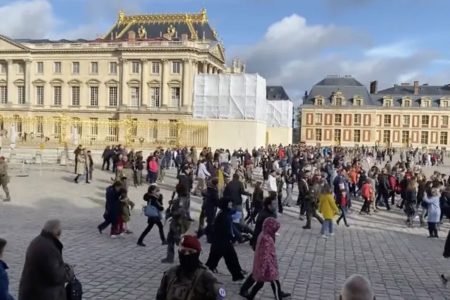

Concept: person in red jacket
[[360, 179, 373, 215]]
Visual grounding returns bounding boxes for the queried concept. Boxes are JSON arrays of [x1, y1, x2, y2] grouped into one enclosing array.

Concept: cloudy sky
[[1, 0, 450, 103]]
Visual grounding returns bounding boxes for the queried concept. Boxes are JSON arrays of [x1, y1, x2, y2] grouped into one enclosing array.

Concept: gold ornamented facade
[[0, 9, 224, 148], [301, 76, 450, 149]]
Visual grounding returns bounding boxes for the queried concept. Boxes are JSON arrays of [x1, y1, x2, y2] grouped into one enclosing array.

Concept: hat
[[180, 235, 202, 253]]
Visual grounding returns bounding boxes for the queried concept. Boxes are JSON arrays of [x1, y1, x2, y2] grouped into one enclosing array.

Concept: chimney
[[414, 81, 419, 95], [127, 30, 136, 42], [370, 80, 378, 94]]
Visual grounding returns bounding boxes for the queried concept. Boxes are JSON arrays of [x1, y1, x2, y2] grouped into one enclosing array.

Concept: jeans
[[361, 197, 371, 213], [102, 158, 110, 170], [428, 222, 439, 237], [137, 218, 166, 244], [283, 184, 293, 206], [321, 219, 333, 235], [337, 205, 348, 225]]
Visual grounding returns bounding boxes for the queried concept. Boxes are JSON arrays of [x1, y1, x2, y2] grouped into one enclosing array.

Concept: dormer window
[[403, 99, 411, 107], [383, 99, 393, 107], [421, 99, 431, 108], [354, 98, 363, 106], [332, 90, 345, 106], [314, 96, 323, 106], [441, 100, 449, 108]]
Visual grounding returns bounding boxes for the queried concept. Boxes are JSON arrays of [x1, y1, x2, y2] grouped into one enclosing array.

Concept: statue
[[138, 25, 147, 39], [118, 10, 125, 25]]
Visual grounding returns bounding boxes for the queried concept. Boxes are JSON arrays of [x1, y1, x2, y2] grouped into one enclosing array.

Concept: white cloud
[[235, 14, 447, 100], [0, 0, 59, 38], [365, 41, 416, 58]]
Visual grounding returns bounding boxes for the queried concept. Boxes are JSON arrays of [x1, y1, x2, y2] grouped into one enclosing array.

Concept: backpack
[[66, 275, 83, 300]]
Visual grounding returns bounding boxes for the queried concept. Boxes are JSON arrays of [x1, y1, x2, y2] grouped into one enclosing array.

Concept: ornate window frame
[[332, 90, 345, 106], [383, 96, 394, 107]]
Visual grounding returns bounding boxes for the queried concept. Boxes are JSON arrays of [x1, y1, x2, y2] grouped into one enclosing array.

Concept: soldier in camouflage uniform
[[0, 157, 10, 202], [302, 172, 325, 229], [157, 235, 226, 300]]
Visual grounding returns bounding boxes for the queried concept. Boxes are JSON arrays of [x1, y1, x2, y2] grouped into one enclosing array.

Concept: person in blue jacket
[[0, 238, 14, 300]]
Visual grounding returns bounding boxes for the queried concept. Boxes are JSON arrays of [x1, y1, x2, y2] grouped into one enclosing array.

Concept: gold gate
[[0, 115, 208, 149]]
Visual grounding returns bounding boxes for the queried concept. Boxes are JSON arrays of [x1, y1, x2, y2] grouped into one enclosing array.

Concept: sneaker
[[441, 274, 448, 285], [280, 292, 291, 298], [161, 258, 174, 264], [137, 242, 146, 247], [110, 235, 118, 239], [97, 226, 102, 234], [321, 235, 328, 239], [329, 233, 335, 236]]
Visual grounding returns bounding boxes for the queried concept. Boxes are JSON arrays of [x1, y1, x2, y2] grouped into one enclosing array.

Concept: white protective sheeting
[[194, 74, 267, 122], [266, 100, 293, 128]]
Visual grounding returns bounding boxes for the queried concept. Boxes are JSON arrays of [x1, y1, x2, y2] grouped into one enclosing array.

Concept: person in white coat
[[194, 159, 210, 196]]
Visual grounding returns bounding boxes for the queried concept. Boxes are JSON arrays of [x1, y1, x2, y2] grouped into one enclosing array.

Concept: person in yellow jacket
[[318, 184, 339, 239]]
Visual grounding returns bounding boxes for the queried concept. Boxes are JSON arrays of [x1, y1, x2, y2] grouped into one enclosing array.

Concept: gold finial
[[118, 10, 125, 25], [200, 8, 207, 23]]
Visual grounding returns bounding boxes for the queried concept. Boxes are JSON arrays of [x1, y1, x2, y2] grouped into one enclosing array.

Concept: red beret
[[180, 235, 201, 252]]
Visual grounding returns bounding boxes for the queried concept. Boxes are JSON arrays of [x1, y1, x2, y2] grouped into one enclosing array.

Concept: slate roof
[[102, 9, 218, 42], [372, 84, 450, 108], [303, 76, 450, 108], [267, 86, 290, 101], [304, 76, 375, 105]]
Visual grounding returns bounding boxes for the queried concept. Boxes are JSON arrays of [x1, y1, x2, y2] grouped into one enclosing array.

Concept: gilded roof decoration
[[116, 8, 208, 25], [103, 8, 216, 42]]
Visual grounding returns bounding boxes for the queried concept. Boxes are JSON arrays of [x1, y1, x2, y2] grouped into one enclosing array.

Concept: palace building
[[0, 9, 227, 148], [301, 76, 450, 149]]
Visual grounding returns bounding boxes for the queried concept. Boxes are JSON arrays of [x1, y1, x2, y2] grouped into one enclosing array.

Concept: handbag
[[66, 275, 83, 300], [145, 204, 160, 218]]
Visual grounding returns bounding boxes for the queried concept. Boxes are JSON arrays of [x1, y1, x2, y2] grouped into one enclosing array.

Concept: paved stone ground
[[0, 162, 449, 300]]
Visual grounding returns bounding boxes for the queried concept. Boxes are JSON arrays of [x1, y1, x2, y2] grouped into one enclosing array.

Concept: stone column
[[141, 59, 148, 107], [202, 61, 207, 73], [161, 59, 169, 107], [25, 60, 31, 105], [6, 60, 13, 104], [182, 58, 191, 107]]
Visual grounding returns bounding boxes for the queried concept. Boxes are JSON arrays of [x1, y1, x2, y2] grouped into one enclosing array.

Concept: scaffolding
[[0, 115, 208, 149]]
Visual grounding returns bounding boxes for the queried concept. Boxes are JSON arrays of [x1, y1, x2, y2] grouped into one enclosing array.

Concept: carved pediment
[[0, 35, 29, 52], [68, 79, 82, 85], [13, 79, 24, 85], [167, 79, 181, 86], [127, 79, 140, 86], [86, 79, 101, 86], [210, 43, 225, 63], [50, 78, 64, 85], [32, 79, 46, 85], [105, 79, 119, 86]]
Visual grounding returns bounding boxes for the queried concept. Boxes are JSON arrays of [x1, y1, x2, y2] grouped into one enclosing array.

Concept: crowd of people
[[89, 143, 450, 299], [1, 143, 450, 299]]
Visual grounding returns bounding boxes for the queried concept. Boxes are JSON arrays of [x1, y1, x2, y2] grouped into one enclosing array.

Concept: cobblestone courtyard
[[0, 163, 449, 299]]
